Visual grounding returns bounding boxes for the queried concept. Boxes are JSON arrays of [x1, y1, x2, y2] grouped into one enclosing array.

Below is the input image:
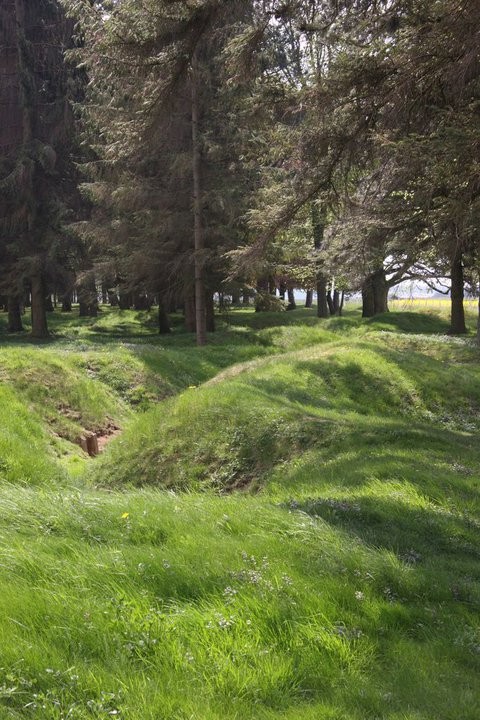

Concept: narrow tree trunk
[[101, 281, 109, 305], [242, 290, 250, 305], [305, 289, 313, 308], [191, 48, 207, 346], [184, 292, 196, 332], [61, 291, 72, 312], [477, 293, 480, 346], [287, 287, 296, 310], [255, 277, 269, 312], [206, 290, 215, 332], [231, 288, 241, 306], [326, 289, 335, 315], [78, 273, 98, 317], [158, 303, 171, 334], [31, 275, 48, 338], [312, 204, 329, 318], [316, 277, 329, 318], [268, 277, 276, 295], [339, 290, 345, 316], [7, 295, 23, 332], [279, 282, 287, 301], [449, 246, 467, 334], [333, 289, 341, 315], [108, 291, 119, 307]]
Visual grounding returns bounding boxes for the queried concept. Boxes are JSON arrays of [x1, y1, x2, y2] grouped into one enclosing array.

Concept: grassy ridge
[[0, 302, 479, 719], [92, 331, 480, 492]]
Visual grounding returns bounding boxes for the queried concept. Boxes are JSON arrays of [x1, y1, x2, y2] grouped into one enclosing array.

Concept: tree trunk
[[339, 290, 345, 316], [7, 295, 23, 332], [78, 273, 98, 317], [362, 276, 375, 317], [108, 291, 119, 307], [158, 303, 171, 334], [477, 293, 480, 346], [312, 204, 329, 318], [362, 269, 388, 317], [305, 289, 313, 308], [118, 292, 131, 310], [326, 289, 335, 315], [287, 287, 296, 310], [31, 275, 48, 338], [231, 288, 241, 306], [59, 289, 71, 312], [255, 277, 269, 311], [206, 290, 215, 332], [373, 270, 388, 314], [316, 277, 329, 318], [449, 246, 467, 334], [184, 292, 196, 332], [101, 281, 109, 305], [191, 48, 207, 346], [333, 289, 341, 315]]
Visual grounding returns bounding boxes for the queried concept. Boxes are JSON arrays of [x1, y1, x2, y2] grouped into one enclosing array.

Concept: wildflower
[[355, 591, 365, 601], [121, 512, 129, 519]]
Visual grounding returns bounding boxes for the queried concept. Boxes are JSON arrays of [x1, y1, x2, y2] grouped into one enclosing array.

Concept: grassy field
[[0, 301, 479, 719]]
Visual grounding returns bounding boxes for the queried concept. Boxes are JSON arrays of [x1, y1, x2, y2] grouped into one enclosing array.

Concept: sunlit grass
[[0, 301, 479, 718]]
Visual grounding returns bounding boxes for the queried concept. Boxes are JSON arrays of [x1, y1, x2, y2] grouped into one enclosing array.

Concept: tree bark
[[362, 276, 375, 317], [7, 295, 23, 332], [305, 289, 313, 308], [326, 289, 335, 315], [206, 290, 215, 332], [477, 293, 480, 347], [255, 277, 269, 311], [333, 289, 341, 315], [78, 273, 98, 317], [362, 269, 388, 317], [191, 48, 207, 346], [158, 303, 171, 334], [108, 291, 119, 307], [287, 287, 296, 310], [31, 275, 48, 338], [184, 292, 196, 332], [231, 288, 241, 306], [61, 291, 72, 312], [449, 246, 467, 334], [312, 204, 329, 318]]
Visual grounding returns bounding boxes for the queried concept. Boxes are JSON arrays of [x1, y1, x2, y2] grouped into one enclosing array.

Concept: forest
[[0, 1, 479, 719], [1, 0, 479, 339]]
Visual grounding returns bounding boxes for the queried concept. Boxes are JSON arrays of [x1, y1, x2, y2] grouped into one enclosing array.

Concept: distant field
[[0, 305, 479, 719]]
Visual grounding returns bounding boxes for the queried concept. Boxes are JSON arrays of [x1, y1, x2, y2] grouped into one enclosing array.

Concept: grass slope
[[0, 302, 479, 719]]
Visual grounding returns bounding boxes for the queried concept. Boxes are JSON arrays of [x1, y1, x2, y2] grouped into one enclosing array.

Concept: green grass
[[0, 301, 479, 719]]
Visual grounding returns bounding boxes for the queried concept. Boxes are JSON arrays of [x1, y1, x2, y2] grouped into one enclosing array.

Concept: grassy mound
[[92, 331, 480, 492]]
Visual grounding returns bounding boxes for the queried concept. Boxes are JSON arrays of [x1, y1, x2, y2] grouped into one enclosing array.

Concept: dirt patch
[[78, 424, 121, 456]]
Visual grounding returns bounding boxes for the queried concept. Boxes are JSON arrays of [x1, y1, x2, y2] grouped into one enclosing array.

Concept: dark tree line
[[1, 0, 479, 341]]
